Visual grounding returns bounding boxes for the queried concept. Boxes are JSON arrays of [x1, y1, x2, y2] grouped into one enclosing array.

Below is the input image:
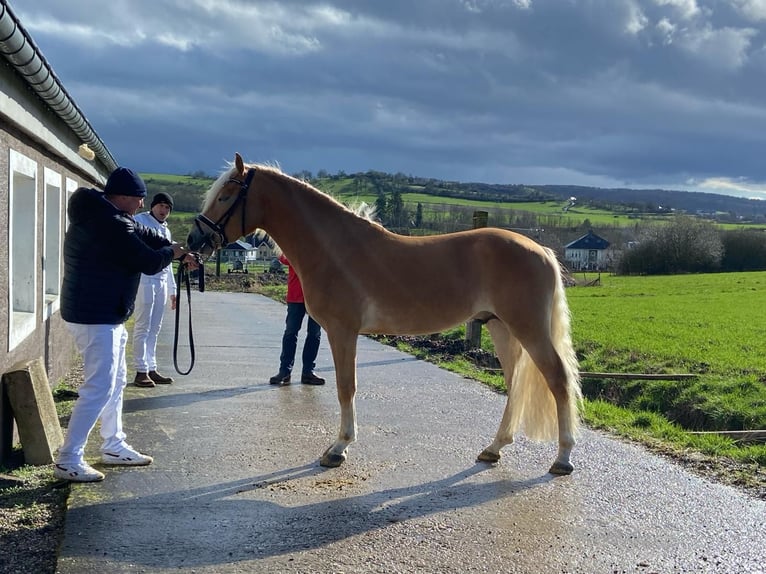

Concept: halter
[[193, 168, 256, 251]]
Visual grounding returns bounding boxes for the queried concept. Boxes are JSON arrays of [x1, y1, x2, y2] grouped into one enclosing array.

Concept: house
[[1, 3, 116, 461], [221, 239, 257, 263], [246, 232, 278, 261], [564, 230, 611, 271]]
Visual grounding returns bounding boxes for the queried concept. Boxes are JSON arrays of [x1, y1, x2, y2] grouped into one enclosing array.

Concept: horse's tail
[[507, 251, 582, 441]]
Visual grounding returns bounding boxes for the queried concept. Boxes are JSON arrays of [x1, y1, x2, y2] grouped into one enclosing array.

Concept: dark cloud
[[14, 0, 766, 195]]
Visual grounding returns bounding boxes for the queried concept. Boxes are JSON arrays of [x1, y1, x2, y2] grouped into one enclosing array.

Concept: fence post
[[465, 211, 488, 349]]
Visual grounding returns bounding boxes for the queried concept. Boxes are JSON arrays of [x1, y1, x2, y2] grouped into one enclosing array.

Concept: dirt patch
[[374, 334, 500, 370]]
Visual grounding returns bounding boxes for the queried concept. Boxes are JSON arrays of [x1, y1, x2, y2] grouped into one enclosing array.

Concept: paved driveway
[[57, 292, 765, 573]]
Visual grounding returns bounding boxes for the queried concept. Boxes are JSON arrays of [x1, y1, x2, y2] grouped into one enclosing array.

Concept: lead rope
[[173, 259, 204, 375]]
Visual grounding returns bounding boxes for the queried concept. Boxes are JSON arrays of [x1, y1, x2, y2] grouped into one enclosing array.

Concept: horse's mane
[[203, 160, 380, 226]]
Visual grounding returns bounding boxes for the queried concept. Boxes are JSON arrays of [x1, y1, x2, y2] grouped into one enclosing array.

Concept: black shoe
[[269, 372, 291, 385], [301, 372, 326, 385]]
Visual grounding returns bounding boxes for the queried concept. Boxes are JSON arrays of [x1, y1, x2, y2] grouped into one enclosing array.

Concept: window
[[43, 167, 63, 319], [65, 177, 78, 229], [8, 150, 38, 350]]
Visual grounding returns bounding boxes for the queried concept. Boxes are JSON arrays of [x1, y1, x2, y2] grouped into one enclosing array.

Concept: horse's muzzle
[[186, 228, 215, 256]]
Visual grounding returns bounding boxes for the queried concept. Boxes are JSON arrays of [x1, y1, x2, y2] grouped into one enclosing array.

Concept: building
[[246, 232, 278, 261], [221, 239, 257, 264], [1, 1, 117, 460], [564, 230, 611, 271]]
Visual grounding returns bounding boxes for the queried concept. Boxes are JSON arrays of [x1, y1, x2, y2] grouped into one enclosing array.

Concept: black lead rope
[[173, 259, 204, 375]]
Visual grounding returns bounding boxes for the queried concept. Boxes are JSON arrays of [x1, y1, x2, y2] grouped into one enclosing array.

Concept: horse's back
[[306, 226, 559, 336]]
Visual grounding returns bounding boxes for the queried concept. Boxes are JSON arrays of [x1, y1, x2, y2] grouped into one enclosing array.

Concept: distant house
[[246, 232, 278, 261], [221, 239, 257, 263], [1, 3, 117, 461], [564, 230, 611, 271]]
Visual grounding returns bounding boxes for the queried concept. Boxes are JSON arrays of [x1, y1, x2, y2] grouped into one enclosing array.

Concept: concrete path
[[56, 292, 765, 574]]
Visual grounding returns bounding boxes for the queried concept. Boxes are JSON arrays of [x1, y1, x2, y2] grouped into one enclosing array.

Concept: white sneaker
[[101, 445, 153, 466], [53, 462, 105, 482]]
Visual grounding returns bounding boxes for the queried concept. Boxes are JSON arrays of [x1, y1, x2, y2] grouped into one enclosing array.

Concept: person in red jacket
[[269, 254, 325, 385]]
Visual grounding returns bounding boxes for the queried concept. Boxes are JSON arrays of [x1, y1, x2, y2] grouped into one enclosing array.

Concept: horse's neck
[[258, 179, 368, 267]]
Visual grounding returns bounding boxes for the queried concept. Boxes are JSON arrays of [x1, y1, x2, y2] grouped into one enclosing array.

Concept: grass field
[[569, 271, 766, 373]]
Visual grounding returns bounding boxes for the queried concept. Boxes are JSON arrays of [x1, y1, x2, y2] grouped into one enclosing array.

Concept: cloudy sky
[[13, 0, 766, 198]]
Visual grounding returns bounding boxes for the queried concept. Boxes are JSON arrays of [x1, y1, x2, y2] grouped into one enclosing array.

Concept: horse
[[187, 153, 582, 475]]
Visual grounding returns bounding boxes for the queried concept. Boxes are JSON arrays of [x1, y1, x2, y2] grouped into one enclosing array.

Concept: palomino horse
[[187, 153, 582, 475]]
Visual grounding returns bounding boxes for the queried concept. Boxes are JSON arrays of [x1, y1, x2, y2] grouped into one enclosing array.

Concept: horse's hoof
[[549, 461, 574, 475], [320, 451, 346, 468], [477, 449, 501, 463]]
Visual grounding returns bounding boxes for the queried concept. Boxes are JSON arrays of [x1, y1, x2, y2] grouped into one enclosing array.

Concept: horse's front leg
[[320, 329, 359, 467]]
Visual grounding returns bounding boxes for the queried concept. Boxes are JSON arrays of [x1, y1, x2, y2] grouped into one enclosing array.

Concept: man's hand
[[171, 244, 202, 270], [170, 294, 177, 311], [180, 252, 201, 270], [171, 243, 188, 260]]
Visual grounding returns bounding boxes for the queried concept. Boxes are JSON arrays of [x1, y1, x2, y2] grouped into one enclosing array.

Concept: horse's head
[[187, 152, 254, 256]]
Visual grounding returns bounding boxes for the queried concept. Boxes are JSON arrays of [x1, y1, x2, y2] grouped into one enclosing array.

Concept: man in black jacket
[[54, 167, 197, 482]]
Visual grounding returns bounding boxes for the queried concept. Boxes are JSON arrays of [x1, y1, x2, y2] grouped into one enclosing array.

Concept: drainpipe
[[0, 0, 117, 172]]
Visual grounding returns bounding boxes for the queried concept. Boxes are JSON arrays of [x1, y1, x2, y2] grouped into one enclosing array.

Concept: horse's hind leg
[[477, 319, 522, 463], [525, 341, 578, 475], [320, 328, 358, 467]]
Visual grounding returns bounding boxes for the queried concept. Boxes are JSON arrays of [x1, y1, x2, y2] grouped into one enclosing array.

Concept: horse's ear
[[234, 152, 244, 174]]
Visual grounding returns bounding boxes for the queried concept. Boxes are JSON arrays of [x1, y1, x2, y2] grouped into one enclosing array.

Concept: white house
[[221, 239, 257, 263], [564, 230, 611, 271], [245, 232, 278, 262]]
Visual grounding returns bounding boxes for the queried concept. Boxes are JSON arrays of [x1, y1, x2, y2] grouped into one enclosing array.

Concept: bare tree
[[619, 216, 723, 274]]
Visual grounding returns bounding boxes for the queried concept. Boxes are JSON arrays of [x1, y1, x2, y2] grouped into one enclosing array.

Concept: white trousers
[[56, 322, 129, 465], [133, 278, 169, 372]]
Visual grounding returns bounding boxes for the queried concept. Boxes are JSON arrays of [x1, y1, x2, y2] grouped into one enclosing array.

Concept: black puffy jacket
[[60, 187, 175, 324]]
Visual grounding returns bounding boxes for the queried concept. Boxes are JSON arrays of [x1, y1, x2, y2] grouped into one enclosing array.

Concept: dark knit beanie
[[104, 167, 147, 197], [151, 192, 174, 210]]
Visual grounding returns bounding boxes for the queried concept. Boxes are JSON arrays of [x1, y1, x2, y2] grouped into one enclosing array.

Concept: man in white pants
[[133, 192, 177, 387], [55, 168, 197, 482]]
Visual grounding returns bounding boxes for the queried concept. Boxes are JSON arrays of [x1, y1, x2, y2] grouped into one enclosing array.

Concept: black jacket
[[60, 187, 175, 324]]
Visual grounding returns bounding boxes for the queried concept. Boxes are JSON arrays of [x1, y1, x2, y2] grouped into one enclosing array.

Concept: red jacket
[[279, 254, 304, 303]]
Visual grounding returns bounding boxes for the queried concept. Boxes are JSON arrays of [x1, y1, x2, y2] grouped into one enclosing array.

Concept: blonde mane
[[203, 160, 379, 225]]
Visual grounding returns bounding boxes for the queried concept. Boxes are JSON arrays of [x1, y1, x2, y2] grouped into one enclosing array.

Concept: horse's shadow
[[61, 463, 558, 568]]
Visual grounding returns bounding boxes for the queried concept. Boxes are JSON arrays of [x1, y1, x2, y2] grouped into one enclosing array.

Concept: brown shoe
[[148, 370, 174, 384], [134, 372, 155, 387]]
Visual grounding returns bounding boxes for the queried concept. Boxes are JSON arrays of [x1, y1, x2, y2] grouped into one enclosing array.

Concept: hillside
[[140, 170, 766, 225]]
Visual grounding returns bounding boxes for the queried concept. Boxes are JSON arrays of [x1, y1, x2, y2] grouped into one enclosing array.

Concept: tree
[[375, 192, 387, 223], [720, 230, 766, 271], [415, 203, 423, 228], [389, 189, 405, 228], [618, 216, 723, 275]]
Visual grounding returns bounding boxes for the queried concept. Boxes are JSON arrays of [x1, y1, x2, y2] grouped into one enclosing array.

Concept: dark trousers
[[278, 302, 321, 375]]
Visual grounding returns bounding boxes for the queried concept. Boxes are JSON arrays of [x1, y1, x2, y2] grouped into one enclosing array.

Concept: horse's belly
[[359, 300, 476, 335]]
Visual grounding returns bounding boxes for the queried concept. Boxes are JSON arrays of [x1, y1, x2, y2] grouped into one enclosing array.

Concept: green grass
[[568, 272, 766, 373], [565, 272, 766, 465]]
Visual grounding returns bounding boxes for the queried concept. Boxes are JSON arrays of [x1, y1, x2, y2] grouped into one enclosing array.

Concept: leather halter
[[193, 168, 255, 251]]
